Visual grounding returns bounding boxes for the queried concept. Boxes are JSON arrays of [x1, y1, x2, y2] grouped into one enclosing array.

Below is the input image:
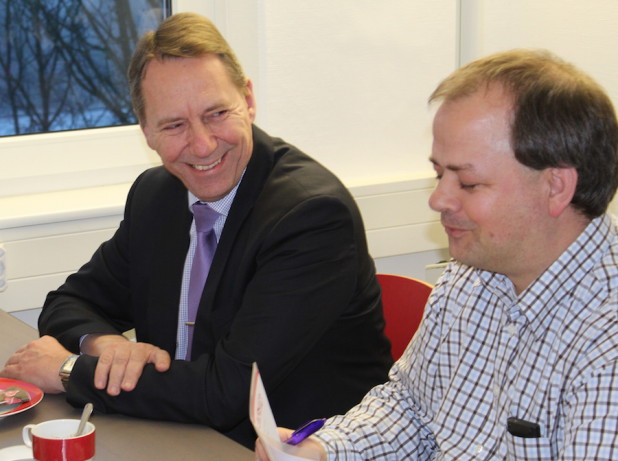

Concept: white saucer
[[0, 445, 33, 461]]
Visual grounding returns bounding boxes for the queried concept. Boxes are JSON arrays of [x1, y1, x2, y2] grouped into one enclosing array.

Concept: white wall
[[460, 0, 618, 107], [250, 1, 456, 186]]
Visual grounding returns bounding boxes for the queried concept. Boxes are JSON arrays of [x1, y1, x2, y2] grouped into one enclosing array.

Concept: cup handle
[[22, 424, 35, 448]]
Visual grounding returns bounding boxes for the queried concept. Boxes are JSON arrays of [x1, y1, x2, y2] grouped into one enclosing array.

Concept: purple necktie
[[186, 202, 220, 360]]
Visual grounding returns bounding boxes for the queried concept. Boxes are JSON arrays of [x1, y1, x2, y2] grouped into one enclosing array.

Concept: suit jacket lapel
[[195, 126, 275, 317], [200, 126, 273, 298], [147, 172, 193, 355]]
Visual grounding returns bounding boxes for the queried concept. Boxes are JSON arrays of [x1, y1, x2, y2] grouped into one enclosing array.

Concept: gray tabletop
[[0, 309, 254, 460]]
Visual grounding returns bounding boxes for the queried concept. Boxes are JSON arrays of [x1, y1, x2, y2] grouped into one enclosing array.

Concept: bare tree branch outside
[[0, 0, 170, 137]]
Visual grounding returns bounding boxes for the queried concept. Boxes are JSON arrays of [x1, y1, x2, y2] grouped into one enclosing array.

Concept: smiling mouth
[[191, 157, 222, 171], [443, 224, 471, 238], [441, 218, 468, 234]]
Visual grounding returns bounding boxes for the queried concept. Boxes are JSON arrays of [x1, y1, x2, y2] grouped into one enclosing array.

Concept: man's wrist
[[80, 333, 128, 356], [59, 354, 79, 391]]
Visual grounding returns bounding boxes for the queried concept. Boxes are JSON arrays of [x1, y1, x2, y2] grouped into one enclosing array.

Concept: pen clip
[[285, 418, 326, 445]]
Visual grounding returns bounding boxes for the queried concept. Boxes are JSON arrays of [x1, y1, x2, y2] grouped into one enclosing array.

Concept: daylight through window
[[0, 0, 170, 137]]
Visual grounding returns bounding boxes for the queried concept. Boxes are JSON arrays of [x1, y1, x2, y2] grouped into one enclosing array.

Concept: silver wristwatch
[[59, 355, 79, 391]]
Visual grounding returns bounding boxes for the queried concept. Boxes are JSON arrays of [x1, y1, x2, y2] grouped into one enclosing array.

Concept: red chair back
[[377, 273, 432, 361]]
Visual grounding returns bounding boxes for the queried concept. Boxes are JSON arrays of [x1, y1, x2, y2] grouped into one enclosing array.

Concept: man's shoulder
[[275, 151, 345, 192], [250, 127, 351, 205], [125, 166, 187, 214], [134, 165, 176, 185], [253, 126, 344, 186], [130, 166, 184, 196]]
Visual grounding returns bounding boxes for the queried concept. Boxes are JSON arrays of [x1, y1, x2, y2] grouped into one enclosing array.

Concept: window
[[0, 0, 171, 137], [0, 1, 247, 199]]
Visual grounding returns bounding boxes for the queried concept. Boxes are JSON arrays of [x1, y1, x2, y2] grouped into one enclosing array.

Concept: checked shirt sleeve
[[315, 361, 438, 461], [313, 279, 448, 461]]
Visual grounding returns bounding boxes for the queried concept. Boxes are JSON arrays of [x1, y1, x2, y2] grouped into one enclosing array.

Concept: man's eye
[[163, 122, 182, 131], [211, 110, 229, 119], [460, 183, 478, 190]]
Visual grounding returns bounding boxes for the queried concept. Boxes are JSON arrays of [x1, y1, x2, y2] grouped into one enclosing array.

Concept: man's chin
[[447, 247, 476, 269]]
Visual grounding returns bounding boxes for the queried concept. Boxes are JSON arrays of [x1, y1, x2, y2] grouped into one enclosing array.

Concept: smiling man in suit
[[0, 12, 392, 448]]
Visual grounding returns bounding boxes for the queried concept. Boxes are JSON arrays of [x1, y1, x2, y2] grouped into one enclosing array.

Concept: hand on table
[[0, 335, 71, 394], [80, 334, 171, 396], [255, 428, 326, 461]]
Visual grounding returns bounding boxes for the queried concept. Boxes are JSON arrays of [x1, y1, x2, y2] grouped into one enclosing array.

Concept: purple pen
[[285, 418, 326, 445]]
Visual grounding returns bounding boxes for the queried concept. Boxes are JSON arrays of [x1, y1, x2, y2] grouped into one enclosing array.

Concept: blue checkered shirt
[[316, 214, 618, 460]]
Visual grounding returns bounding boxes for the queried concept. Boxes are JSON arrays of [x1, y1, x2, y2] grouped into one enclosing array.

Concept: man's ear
[[547, 167, 578, 218], [245, 78, 257, 122]]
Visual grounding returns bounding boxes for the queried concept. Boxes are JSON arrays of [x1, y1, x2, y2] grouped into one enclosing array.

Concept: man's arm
[[559, 353, 618, 459], [255, 428, 326, 461], [37, 169, 180, 395], [1, 336, 72, 394], [80, 334, 171, 395], [37, 169, 162, 355], [312, 368, 434, 460], [0, 334, 171, 397]]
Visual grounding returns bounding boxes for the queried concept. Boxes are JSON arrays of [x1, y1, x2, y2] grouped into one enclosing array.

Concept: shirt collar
[[521, 214, 612, 336], [186, 169, 246, 217], [476, 214, 614, 340]]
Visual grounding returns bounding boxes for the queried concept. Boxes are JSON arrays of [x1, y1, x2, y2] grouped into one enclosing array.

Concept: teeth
[[192, 158, 222, 171]]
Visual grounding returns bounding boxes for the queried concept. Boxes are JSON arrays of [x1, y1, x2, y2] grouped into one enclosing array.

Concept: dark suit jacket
[[39, 126, 392, 447]]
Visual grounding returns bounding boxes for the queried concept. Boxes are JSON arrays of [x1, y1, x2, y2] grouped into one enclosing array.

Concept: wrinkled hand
[[0, 335, 71, 394], [81, 334, 171, 396], [255, 428, 326, 461]]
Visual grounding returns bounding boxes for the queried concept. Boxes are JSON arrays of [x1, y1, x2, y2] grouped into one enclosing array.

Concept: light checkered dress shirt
[[317, 214, 618, 460]]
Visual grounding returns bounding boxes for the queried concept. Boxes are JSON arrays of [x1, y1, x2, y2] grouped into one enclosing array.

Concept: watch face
[[61, 355, 78, 371], [60, 356, 79, 387]]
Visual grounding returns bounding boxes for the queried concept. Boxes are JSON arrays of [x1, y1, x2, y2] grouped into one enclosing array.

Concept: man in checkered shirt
[[256, 49, 618, 460]]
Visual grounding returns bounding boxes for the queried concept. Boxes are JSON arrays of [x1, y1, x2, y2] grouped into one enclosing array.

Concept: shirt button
[[475, 444, 484, 454], [508, 324, 518, 336]]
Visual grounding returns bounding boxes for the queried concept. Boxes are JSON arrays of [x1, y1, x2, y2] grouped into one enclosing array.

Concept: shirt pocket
[[506, 433, 554, 460]]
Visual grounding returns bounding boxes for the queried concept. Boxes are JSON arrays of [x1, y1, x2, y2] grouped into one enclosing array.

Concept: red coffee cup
[[22, 419, 95, 461]]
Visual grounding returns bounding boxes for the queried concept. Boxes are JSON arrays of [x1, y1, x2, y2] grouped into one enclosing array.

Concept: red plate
[[0, 378, 44, 417]]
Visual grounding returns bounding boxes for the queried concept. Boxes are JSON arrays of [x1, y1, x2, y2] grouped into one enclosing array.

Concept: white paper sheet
[[249, 363, 316, 461]]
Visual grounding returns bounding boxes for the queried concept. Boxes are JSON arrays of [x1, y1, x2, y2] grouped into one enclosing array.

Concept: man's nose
[[428, 178, 459, 213], [188, 122, 217, 156]]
